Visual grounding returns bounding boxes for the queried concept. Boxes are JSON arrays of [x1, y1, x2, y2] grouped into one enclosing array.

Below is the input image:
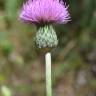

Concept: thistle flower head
[[19, 0, 70, 25]]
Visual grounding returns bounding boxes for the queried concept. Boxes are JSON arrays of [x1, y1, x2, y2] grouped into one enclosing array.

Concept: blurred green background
[[0, 0, 96, 96]]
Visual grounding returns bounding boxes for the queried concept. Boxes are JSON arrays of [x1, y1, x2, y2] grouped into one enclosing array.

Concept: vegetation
[[0, 0, 96, 96]]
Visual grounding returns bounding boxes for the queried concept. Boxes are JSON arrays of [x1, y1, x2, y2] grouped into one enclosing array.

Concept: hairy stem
[[45, 52, 52, 96]]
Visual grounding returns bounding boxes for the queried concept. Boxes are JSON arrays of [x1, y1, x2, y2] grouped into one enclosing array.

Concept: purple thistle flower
[[19, 0, 70, 24]]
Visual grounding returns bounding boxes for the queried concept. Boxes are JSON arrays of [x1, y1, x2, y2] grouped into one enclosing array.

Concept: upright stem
[[45, 52, 52, 96]]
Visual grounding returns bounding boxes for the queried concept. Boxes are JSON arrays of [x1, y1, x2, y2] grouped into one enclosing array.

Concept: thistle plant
[[19, 0, 70, 96]]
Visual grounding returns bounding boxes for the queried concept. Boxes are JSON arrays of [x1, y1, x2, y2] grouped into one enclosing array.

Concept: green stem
[[45, 52, 52, 96]]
